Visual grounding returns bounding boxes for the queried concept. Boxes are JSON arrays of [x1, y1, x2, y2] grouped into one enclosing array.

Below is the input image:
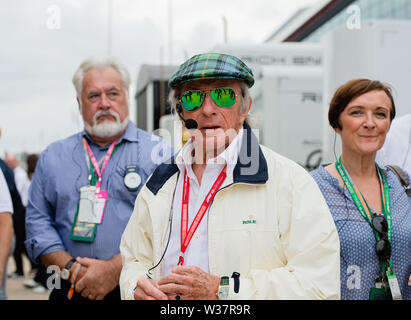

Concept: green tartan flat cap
[[169, 53, 254, 89]]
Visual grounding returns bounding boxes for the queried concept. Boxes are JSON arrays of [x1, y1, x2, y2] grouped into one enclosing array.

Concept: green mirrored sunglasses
[[180, 87, 237, 111]]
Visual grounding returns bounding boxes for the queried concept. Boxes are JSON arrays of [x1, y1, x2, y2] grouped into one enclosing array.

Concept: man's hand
[[158, 266, 220, 300], [133, 278, 168, 300], [74, 255, 121, 300]]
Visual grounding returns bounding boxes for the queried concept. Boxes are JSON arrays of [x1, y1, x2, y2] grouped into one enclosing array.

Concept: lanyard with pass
[[177, 165, 227, 266], [70, 138, 119, 241], [335, 157, 402, 300]]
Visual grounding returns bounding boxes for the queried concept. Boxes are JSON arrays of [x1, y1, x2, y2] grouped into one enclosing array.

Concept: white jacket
[[120, 125, 340, 300]]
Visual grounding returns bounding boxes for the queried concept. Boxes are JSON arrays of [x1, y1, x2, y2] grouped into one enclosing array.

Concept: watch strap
[[217, 276, 230, 300], [64, 258, 76, 271]]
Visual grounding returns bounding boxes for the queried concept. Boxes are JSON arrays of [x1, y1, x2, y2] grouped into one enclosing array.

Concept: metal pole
[[107, 0, 113, 55], [160, 47, 165, 118], [222, 16, 228, 43], [168, 0, 173, 64]]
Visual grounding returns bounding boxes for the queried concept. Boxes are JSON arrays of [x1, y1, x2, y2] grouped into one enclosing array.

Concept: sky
[[0, 0, 319, 156]]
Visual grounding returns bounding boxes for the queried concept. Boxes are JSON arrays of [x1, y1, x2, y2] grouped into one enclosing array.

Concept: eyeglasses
[[180, 88, 237, 111], [372, 214, 391, 262]]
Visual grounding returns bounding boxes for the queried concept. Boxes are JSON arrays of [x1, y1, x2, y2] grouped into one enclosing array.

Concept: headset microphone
[[176, 104, 198, 129], [184, 119, 198, 130]]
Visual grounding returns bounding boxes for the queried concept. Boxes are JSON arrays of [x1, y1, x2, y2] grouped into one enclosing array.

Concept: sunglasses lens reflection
[[181, 90, 204, 111], [210, 88, 236, 108], [181, 88, 236, 111]]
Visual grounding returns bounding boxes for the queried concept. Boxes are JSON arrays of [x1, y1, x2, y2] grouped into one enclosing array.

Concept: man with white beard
[[25, 56, 171, 300]]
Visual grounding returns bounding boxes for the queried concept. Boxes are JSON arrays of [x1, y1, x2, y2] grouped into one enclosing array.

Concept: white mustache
[[93, 110, 120, 124], [84, 109, 128, 138]]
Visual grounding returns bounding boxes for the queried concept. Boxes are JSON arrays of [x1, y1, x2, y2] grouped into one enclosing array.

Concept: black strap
[[231, 272, 240, 293], [64, 258, 76, 271], [386, 165, 411, 198]]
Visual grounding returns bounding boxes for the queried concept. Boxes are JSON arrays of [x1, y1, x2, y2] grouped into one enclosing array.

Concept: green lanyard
[[335, 157, 392, 242], [335, 157, 394, 277], [336, 158, 402, 299]]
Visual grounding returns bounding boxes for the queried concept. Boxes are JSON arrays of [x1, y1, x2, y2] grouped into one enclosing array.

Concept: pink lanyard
[[177, 164, 227, 266], [83, 137, 118, 191]]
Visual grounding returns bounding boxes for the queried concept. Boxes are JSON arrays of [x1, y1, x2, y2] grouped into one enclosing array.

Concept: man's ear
[[246, 96, 252, 114], [240, 96, 252, 122]]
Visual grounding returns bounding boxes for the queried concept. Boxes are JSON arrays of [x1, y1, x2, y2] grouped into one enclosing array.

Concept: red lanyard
[[83, 137, 118, 191], [177, 164, 227, 266]]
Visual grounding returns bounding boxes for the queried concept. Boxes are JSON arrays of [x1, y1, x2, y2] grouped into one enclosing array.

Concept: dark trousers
[[12, 211, 35, 274], [34, 264, 48, 288], [49, 280, 121, 301]]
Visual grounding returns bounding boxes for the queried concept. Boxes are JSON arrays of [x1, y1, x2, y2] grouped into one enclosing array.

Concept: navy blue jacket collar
[[146, 122, 268, 195]]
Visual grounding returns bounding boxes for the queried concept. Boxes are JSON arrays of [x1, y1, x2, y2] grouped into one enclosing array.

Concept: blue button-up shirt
[[25, 122, 172, 262]]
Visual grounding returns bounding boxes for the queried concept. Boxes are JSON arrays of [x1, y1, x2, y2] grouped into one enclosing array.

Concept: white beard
[[84, 110, 129, 138]]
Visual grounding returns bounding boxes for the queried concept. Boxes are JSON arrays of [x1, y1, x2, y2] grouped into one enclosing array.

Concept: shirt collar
[[82, 121, 136, 148], [175, 128, 244, 177], [146, 122, 268, 195]]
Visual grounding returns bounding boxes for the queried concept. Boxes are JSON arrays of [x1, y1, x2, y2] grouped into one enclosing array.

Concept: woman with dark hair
[[310, 78, 411, 300]]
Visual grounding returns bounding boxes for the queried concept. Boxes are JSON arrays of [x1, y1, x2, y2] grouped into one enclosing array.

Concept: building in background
[[134, 0, 411, 167], [266, 0, 411, 43], [266, 0, 411, 164], [135, 64, 177, 133]]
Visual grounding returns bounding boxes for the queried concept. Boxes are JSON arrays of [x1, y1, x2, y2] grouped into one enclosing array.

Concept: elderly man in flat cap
[[119, 53, 340, 300]]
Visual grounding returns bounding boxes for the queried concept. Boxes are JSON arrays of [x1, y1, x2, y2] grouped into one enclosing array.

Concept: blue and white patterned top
[[311, 164, 411, 300]]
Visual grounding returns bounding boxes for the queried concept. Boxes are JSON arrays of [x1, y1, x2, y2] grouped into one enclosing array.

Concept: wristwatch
[[60, 258, 76, 280], [217, 276, 229, 300]]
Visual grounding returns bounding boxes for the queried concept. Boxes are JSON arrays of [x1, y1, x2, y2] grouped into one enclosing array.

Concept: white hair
[[72, 56, 131, 98], [167, 81, 256, 127]]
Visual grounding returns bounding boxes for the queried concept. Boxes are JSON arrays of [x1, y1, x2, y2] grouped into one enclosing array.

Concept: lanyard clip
[[177, 252, 185, 266]]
